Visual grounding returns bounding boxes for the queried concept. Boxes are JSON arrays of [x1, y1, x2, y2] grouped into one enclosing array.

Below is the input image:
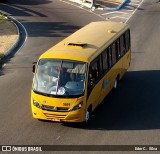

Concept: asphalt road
[[0, 0, 160, 152]]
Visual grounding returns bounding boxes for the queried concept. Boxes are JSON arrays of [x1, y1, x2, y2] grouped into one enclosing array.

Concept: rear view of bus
[[31, 21, 131, 123]]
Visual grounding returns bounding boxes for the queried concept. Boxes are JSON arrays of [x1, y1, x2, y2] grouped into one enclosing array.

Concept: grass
[[0, 52, 4, 58], [0, 14, 8, 20]]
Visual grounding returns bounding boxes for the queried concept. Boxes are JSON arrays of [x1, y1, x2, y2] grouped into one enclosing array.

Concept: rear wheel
[[113, 78, 118, 89], [114, 75, 120, 89]]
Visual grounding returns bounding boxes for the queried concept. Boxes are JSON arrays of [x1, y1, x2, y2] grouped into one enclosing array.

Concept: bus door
[[87, 57, 102, 110]]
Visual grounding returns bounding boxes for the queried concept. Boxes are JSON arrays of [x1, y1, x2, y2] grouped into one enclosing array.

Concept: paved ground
[[95, 0, 124, 8], [97, 0, 145, 22], [0, 0, 160, 153], [0, 14, 18, 58], [63, 0, 145, 23], [66, 0, 124, 8], [0, 0, 145, 59]]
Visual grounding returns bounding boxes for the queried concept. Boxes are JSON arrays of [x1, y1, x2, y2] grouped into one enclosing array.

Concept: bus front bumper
[[31, 106, 86, 123]]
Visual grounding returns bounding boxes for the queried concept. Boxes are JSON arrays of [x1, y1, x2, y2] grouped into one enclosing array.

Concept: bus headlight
[[69, 102, 83, 111], [33, 99, 41, 109]]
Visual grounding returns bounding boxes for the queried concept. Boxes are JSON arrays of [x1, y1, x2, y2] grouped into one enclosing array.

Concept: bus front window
[[33, 59, 87, 97]]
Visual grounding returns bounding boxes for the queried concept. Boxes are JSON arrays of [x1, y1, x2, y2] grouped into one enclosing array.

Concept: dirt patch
[[0, 15, 18, 58]]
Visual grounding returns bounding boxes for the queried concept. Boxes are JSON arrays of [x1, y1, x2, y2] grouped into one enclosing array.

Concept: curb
[[0, 11, 27, 67], [4, 17, 20, 56]]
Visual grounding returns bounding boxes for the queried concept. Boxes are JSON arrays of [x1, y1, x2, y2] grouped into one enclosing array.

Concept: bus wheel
[[114, 78, 118, 89], [85, 106, 92, 123], [85, 110, 90, 122], [80, 106, 92, 127]]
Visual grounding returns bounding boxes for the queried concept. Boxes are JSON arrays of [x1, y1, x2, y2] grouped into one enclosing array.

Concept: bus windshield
[[33, 59, 87, 97]]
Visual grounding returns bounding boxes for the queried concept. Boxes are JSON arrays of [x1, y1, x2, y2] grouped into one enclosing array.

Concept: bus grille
[[43, 113, 66, 120], [41, 105, 69, 112]]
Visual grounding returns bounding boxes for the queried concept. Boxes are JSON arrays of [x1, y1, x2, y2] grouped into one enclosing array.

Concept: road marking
[[99, 0, 145, 23], [2, 64, 6, 68], [59, 0, 106, 20], [129, 2, 139, 6], [121, 10, 134, 12], [58, 0, 145, 23], [56, 136, 60, 140], [101, 12, 115, 15], [102, 11, 131, 16], [110, 16, 129, 19], [125, 0, 145, 23]]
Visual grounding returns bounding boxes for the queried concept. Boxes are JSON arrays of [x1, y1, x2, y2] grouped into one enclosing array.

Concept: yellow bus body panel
[[31, 91, 86, 122], [31, 21, 131, 122], [39, 21, 128, 62]]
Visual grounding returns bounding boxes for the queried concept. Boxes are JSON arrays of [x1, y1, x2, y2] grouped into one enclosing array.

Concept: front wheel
[[85, 106, 92, 122], [85, 110, 90, 123], [81, 107, 92, 126]]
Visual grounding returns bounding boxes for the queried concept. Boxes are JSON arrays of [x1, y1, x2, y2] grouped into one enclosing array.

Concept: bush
[[0, 52, 4, 58]]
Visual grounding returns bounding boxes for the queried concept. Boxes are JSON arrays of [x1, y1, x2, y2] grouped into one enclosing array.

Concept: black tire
[[113, 75, 120, 89], [113, 78, 118, 89], [82, 106, 92, 126]]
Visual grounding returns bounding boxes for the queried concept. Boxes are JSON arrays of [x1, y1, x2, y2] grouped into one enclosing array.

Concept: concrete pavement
[[1, 0, 160, 152], [66, 0, 128, 10], [0, 0, 128, 64]]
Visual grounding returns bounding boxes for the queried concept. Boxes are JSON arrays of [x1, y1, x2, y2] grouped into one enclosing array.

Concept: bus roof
[[40, 21, 129, 62]]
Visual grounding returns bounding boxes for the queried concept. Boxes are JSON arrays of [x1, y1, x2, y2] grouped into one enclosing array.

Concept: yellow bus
[[31, 21, 131, 123]]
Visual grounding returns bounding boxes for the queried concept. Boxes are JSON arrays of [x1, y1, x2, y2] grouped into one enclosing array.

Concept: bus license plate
[[51, 118, 60, 122]]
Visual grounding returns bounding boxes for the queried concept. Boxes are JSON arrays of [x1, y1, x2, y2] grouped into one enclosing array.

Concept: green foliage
[[0, 52, 4, 58], [0, 14, 8, 20]]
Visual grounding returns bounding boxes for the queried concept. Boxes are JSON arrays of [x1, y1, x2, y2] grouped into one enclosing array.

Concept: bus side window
[[88, 56, 102, 87], [116, 39, 121, 59], [88, 61, 98, 87], [102, 50, 108, 73], [120, 35, 125, 56], [97, 55, 103, 78], [111, 43, 117, 65], [125, 30, 130, 51], [107, 47, 112, 68]]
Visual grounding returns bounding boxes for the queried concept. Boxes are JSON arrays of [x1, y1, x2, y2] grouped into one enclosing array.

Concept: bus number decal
[[63, 103, 70, 106]]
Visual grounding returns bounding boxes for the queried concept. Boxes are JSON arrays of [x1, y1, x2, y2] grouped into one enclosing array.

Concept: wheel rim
[[114, 79, 117, 89], [85, 111, 90, 122]]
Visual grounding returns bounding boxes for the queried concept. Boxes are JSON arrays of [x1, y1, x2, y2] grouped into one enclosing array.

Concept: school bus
[[31, 21, 131, 123]]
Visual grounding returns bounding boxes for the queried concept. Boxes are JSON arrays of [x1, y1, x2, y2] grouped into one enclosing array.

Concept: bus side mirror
[[32, 62, 37, 73]]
